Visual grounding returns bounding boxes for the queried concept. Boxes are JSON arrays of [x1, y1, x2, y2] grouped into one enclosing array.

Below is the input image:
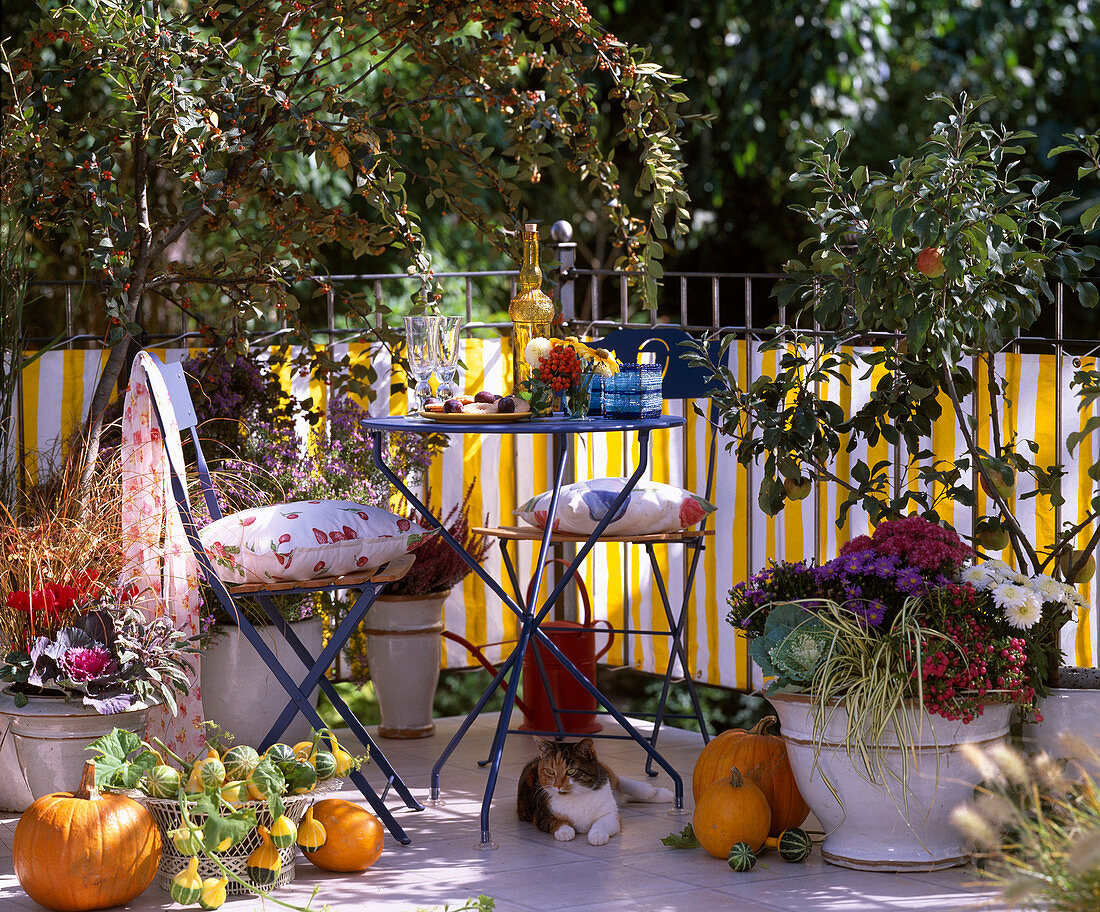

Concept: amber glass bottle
[[508, 222, 555, 393]]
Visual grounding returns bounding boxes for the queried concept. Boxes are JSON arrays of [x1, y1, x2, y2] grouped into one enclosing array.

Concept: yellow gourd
[[270, 814, 297, 848], [296, 807, 327, 852], [246, 824, 282, 887], [169, 857, 203, 905], [199, 875, 228, 910]]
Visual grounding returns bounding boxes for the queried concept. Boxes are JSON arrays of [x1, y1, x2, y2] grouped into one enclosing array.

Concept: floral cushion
[[515, 479, 716, 536], [199, 500, 436, 584]]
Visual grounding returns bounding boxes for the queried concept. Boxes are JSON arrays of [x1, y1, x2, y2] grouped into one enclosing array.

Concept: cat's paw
[[587, 828, 611, 846], [554, 825, 576, 842], [648, 786, 674, 803]]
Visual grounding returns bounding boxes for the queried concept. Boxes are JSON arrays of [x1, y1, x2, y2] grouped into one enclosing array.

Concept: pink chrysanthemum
[[61, 646, 115, 682]]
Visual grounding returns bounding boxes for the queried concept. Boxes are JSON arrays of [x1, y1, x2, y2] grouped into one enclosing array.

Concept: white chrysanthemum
[[984, 559, 1012, 579], [524, 337, 552, 368], [1006, 570, 1029, 585], [1005, 591, 1043, 629], [962, 565, 998, 589], [992, 582, 1027, 613], [1034, 574, 1069, 604]]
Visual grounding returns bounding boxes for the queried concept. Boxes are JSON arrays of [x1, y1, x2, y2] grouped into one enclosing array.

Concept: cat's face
[[535, 738, 602, 795]]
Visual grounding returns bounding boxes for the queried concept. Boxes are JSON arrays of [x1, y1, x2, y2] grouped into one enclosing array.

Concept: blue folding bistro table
[[364, 414, 687, 847]]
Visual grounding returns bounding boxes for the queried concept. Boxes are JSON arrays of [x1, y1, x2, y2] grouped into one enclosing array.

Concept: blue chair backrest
[[593, 326, 722, 401]]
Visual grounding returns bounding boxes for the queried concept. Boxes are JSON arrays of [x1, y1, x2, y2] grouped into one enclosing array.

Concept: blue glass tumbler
[[601, 363, 662, 418]]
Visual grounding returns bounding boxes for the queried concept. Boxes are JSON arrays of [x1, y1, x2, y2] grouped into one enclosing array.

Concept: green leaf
[[661, 824, 700, 849]]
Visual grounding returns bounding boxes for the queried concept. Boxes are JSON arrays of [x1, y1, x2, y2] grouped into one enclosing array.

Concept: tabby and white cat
[[516, 738, 674, 845]]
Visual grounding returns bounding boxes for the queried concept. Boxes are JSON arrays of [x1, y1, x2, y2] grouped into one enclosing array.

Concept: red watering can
[[441, 559, 613, 734]]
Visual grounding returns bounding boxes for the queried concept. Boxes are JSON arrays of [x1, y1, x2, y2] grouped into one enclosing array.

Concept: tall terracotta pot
[[363, 590, 447, 739], [768, 691, 1011, 872]]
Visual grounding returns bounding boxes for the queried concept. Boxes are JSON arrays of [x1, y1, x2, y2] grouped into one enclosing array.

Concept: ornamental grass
[[953, 740, 1100, 912]]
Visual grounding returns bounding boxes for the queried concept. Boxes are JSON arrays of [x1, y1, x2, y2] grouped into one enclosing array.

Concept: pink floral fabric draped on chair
[[121, 352, 207, 760]]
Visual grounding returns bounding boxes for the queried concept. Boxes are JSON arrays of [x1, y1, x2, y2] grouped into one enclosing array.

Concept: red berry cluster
[[537, 344, 583, 393], [908, 606, 1035, 724]]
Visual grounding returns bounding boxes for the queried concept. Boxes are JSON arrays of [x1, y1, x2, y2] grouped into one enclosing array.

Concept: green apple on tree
[[784, 476, 813, 501], [979, 461, 1017, 501], [1058, 549, 1097, 585]]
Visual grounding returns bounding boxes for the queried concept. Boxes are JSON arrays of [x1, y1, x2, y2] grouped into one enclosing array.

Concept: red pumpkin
[[692, 715, 809, 837]]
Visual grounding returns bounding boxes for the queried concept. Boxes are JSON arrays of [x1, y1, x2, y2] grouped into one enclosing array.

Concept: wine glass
[[434, 316, 463, 401], [403, 315, 439, 412]]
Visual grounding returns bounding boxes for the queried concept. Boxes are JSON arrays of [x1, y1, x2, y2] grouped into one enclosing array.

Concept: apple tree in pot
[[685, 94, 1099, 691]]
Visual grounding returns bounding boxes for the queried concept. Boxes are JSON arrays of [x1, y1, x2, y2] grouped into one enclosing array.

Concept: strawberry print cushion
[[199, 500, 436, 584], [515, 479, 716, 535]]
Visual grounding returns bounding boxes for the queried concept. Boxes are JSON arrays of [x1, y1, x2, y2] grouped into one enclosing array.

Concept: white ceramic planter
[[201, 618, 323, 747], [1022, 686, 1100, 775], [0, 691, 150, 803], [0, 705, 35, 812], [768, 692, 1012, 872], [363, 591, 446, 739]]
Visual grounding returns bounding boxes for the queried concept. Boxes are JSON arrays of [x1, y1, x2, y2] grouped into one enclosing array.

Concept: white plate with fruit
[[419, 392, 532, 421]]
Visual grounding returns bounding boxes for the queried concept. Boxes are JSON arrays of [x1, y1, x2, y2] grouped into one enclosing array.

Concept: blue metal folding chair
[[142, 353, 422, 844]]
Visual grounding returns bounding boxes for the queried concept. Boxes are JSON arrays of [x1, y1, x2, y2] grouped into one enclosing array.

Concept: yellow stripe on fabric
[[20, 355, 42, 485], [685, 399, 702, 682], [347, 342, 371, 409], [1075, 357, 1096, 667], [1032, 354, 1057, 558], [628, 427, 644, 667], [762, 347, 779, 565], [496, 339, 520, 652], [1000, 354, 1022, 570], [931, 388, 956, 514], [782, 341, 808, 562], [832, 348, 854, 548], [731, 340, 751, 688], [867, 358, 891, 518], [640, 399, 673, 673], [461, 339, 488, 653], [604, 419, 626, 666], [59, 350, 85, 460]]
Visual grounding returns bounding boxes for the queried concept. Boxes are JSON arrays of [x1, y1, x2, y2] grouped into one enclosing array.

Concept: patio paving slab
[[0, 712, 1017, 912]]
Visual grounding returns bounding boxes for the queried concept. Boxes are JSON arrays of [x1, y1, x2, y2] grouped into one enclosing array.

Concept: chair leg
[[211, 604, 413, 844], [254, 592, 423, 814], [641, 540, 710, 776]]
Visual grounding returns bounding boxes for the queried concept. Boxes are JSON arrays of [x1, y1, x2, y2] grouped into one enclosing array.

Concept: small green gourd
[[311, 750, 338, 781], [768, 826, 812, 863], [143, 764, 182, 798], [246, 825, 282, 887], [296, 807, 327, 852], [169, 857, 204, 905], [284, 760, 317, 794], [727, 842, 757, 872], [169, 824, 204, 857], [222, 745, 261, 781], [264, 743, 296, 767], [270, 814, 297, 848], [199, 875, 228, 910]]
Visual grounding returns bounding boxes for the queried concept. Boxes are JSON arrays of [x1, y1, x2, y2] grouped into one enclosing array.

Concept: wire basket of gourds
[[99, 731, 357, 897]]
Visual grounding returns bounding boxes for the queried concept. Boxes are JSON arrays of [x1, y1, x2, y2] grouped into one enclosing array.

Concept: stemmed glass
[[403, 315, 439, 413], [434, 316, 463, 402]]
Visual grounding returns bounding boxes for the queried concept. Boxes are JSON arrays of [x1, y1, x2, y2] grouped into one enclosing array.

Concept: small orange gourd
[[301, 799, 383, 872], [14, 760, 162, 912], [692, 766, 772, 858], [692, 716, 809, 836]]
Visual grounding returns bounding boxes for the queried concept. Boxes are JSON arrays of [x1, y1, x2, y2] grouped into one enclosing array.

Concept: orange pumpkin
[[14, 760, 161, 912], [692, 715, 809, 836], [692, 767, 772, 858], [301, 799, 384, 872]]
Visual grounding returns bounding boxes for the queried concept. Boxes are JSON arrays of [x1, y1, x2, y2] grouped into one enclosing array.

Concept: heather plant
[[383, 483, 493, 598]]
